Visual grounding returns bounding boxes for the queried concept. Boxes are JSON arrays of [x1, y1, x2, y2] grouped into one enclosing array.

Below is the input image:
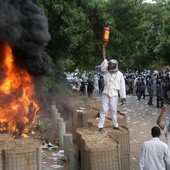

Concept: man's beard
[[108, 67, 118, 74]]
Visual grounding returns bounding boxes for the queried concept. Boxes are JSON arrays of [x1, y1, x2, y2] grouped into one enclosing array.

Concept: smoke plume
[[0, 0, 51, 75]]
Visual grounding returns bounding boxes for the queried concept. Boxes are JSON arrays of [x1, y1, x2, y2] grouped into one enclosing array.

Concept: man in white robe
[[98, 44, 126, 133], [138, 126, 170, 170]]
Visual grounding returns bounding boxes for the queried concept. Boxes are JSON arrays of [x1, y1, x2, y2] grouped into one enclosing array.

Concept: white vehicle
[[66, 74, 75, 83]]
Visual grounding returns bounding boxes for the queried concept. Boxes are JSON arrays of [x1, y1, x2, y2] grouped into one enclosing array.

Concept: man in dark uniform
[[156, 78, 164, 108]]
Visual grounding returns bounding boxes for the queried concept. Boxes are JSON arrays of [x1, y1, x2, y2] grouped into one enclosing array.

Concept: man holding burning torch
[[98, 43, 126, 134]]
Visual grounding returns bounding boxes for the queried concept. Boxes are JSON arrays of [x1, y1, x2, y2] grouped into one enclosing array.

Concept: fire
[[0, 42, 40, 138]]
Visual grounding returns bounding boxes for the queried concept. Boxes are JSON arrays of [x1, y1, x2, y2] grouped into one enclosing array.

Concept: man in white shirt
[[98, 44, 126, 133], [138, 126, 170, 170], [157, 106, 170, 149]]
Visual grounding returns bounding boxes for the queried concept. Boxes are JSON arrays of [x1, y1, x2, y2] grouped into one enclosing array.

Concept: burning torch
[[102, 27, 110, 60], [102, 27, 110, 44]]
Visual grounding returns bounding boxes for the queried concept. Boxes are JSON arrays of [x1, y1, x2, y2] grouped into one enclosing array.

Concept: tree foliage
[[36, 0, 170, 92]]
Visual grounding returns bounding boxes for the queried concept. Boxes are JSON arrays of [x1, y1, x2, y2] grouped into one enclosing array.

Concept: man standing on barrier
[[98, 43, 126, 134]]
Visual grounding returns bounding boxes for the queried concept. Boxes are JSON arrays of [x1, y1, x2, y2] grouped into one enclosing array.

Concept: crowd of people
[[125, 68, 170, 107], [69, 66, 170, 109]]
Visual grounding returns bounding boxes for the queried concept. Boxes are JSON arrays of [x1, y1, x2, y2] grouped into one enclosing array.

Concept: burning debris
[[0, 0, 51, 138], [0, 42, 40, 137]]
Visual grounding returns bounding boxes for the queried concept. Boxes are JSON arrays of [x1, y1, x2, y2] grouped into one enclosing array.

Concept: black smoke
[[0, 0, 51, 75]]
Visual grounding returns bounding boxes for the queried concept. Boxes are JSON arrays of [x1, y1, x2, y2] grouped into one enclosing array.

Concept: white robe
[[98, 59, 126, 128], [100, 59, 126, 98], [138, 138, 170, 170]]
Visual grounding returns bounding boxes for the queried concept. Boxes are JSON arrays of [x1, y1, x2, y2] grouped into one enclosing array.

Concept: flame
[[0, 42, 39, 138]]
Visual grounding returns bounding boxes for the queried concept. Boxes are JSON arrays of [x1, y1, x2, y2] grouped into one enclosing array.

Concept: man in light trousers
[[98, 44, 126, 133]]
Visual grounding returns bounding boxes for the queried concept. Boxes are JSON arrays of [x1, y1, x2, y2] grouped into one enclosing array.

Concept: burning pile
[[0, 42, 40, 137], [0, 0, 51, 138]]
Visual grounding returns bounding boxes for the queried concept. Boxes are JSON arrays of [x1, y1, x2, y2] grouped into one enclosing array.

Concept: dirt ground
[[41, 92, 169, 170]]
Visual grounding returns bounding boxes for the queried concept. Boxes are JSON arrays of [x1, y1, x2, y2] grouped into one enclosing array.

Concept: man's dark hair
[[151, 126, 161, 137]]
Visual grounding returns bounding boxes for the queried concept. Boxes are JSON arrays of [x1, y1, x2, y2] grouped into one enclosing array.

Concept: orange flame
[[0, 42, 39, 138]]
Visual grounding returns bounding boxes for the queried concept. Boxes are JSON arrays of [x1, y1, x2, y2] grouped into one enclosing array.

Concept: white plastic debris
[[52, 150, 67, 161], [79, 107, 89, 110], [76, 109, 83, 113], [151, 112, 157, 116], [131, 157, 136, 160], [51, 164, 63, 169]]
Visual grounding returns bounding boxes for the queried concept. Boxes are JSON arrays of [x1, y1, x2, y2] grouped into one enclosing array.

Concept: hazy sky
[[143, 0, 155, 3]]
